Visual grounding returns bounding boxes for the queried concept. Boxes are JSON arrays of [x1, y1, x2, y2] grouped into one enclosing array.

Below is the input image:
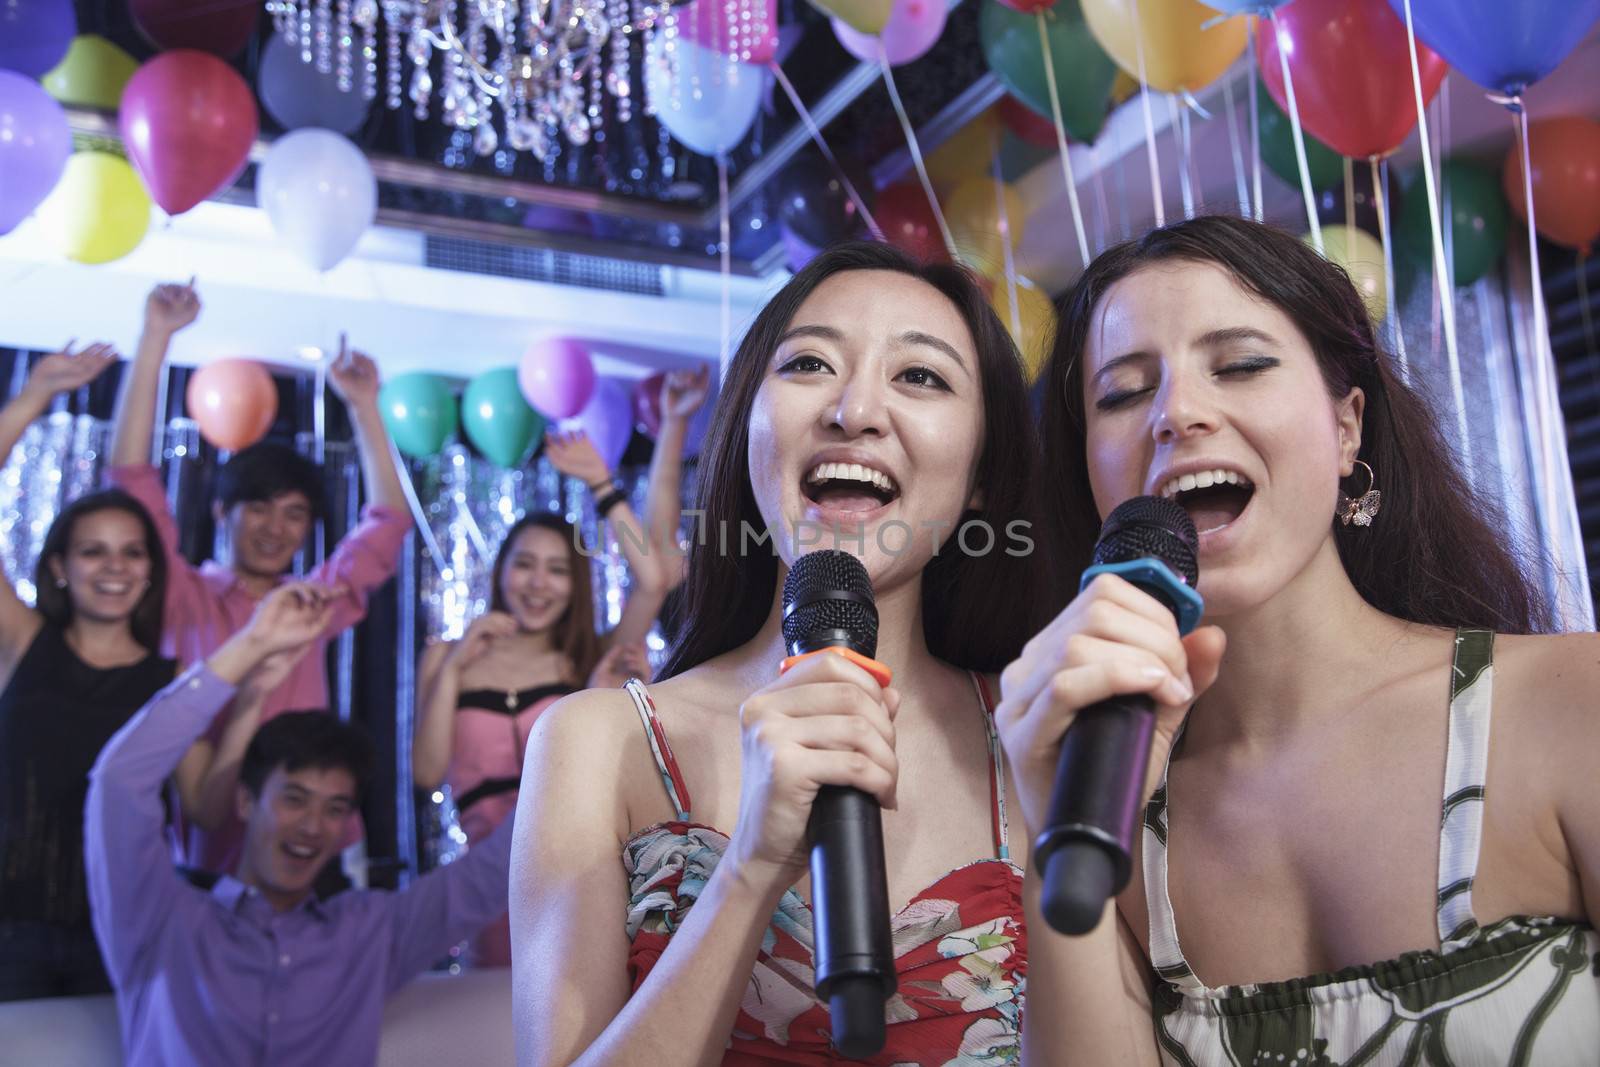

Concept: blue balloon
[[258, 32, 372, 135], [1200, 0, 1291, 14], [1388, 0, 1600, 93], [0, 70, 71, 236], [0, 0, 76, 78]]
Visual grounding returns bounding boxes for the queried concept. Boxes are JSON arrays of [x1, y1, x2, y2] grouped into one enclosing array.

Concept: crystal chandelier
[[261, 0, 690, 161]]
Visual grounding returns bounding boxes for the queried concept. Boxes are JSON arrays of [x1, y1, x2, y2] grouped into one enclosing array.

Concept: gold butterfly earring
[[1338, 460, 1381, 527]]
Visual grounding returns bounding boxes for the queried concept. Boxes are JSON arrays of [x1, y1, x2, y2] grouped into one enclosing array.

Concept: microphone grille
[[782, 550, 879, 659], [1092, 496, 1200, 587]]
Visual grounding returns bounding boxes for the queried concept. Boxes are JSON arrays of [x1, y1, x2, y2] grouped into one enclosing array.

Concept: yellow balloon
[[946, 176, 1025, 279], [990, 279, 1057, 383], [1313, 225, 1388, 323], [34, 152, 152, 265], [926, 109, 1001, 196], [42, 35, 140, 111], [1110, 70, 1139, 107], [1081, 0, 1247, 95], [807, 0, 891, 35]]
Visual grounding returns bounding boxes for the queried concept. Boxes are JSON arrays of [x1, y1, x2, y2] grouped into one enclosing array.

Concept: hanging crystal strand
[[383, 2, 403, 108], [587, 21, 603, 136], [275, 0, 295, 41], [472, 9, 498, 157], [300, 0, 315, 63], [315, 0, 335, 73], [358, 0, 380, 100], [335, 0, 354, 91], [409, 13, 434, 120], [607, 0, 631, 122]]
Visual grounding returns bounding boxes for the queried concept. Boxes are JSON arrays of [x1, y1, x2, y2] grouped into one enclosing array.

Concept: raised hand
[[725, 652, 900, 889], [23, 342, 118, 399], [660, 365, 711, 421], [586, 641, 653, 690], [994, 573, 1227, 842], [241, 582, 341, 658], [327, 333, 381, 409], [237, 642, 316, 706], [544, 428, 612, 487], [143, 278, 201, 337], [446, 611, 519, 673]]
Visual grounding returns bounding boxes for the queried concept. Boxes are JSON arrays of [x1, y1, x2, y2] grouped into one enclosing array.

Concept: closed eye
[[1216, 355, 1279, 378], [898, 365, 952, 391], [1094, 385, 1153, 411], [777, 354, 833, 376]]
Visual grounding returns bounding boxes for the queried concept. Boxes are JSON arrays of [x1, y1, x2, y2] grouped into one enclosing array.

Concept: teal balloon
[[980, 0, 1117, 145], [1257, 81, 1343, 193], [1397, 158, 1508, 288], [462, 367, 544, 467], [379, 372, 458, 459]]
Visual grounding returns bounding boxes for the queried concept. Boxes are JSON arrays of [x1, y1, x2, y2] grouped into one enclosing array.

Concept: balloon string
[[1169, 95, 1195, 219], [717, 152, 732, 376], [312, 351, 329, 566], [1510, 97, 1564, 529], [453, 492, 494, 568], [1267, 8, 1320, 252], [878, 49, 956, 259], [766, 60, 883, 240], [1398, 0, 1458, 373], [1371, 156, 1409, 378], [1129, 0, 1164, 228], [388, 437, 451, 576], [1222, 74, 1250, 218], [1342, 155, 1355, 234], [1034, 10, 1090, 268], [1089, 141, 1110, 253], [993, 133, 1022, 341], [1246, 21, 1262, 221]]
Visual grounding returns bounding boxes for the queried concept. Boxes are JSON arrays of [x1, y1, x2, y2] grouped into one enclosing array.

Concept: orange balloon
[[1503, 115, 1600, 254], [186, 358, 279, 451]]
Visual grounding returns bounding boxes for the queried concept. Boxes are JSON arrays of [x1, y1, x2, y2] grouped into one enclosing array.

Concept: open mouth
[[282, 842, 320, 865], [1159, 468, 1255, 536], [92, 581, 133, 596], [802, 462, 900, 514]]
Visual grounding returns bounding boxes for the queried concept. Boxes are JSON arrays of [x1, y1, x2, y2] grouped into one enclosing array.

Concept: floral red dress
[[621, 675, 1026, 1066]]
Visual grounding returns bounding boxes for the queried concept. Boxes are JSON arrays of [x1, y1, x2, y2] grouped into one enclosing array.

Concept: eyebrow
[[1090, 326, 1281, 386], [776, 324, 969, 375], [776, 323, 845, 348]]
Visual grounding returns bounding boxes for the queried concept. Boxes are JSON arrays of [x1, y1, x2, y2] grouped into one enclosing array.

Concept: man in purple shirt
[[85, 583, 512, 1067], [106, 280, 413, 871]]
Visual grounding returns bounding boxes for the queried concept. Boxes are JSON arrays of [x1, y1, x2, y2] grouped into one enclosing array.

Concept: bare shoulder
[[1490, 631, 1600, 731]]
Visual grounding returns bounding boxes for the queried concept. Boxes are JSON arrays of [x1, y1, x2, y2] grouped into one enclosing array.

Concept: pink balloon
[[567, 378, 634, 472], [119, 50, 258, 216], [832, 0, 946, 66], [185, 359, 278, 452], [678, 0, 779, 64], [519, 337, 596, 419]]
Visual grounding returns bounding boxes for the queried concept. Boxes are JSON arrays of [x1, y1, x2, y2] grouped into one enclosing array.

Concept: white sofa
[[0, 966, 516, 1065]]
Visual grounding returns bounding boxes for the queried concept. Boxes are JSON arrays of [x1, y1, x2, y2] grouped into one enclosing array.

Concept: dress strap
[[1437, 628, 1495, 949], [1141, 722, 1204, 994], [968, 672, 1011, 862], [623, 678, 692, 821]]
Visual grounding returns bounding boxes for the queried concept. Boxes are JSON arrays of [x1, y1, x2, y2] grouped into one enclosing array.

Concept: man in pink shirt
[[106, 281, 413, 872]]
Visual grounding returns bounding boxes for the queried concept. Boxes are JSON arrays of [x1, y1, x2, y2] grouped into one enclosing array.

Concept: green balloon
[[379, 372, 458, 459], [462, 366, 544, 467], [980, 0, 1117, 145], [1396, 158, 1508, 288], [42, 35, 138, 111], [1256, 81, 1343, 193]]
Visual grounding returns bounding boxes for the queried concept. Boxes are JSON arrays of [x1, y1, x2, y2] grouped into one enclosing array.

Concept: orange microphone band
[[779, 646, 893, 688]]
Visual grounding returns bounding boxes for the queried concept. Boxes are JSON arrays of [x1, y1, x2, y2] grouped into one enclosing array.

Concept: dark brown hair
[[34, 489, 168, 653], [240, 711, 374, 803], [662, 241, 1047, 677], [1041, 214, 1547, 633], [489, 513, 601, 681]]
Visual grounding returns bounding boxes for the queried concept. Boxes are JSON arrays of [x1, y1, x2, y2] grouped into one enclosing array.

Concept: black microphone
[[781, 550, 895, 1059], [1034, 496, 1204, 935]]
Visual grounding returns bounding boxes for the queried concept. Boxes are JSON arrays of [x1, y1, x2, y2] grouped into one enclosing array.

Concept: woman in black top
[[0, 343, 175, 1001]]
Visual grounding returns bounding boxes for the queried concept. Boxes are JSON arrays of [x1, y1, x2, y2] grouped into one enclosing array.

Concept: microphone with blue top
[[1034, 496, 1204, 936]]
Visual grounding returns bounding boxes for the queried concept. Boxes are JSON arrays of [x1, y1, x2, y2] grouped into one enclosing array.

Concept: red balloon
[[1257, 0, 1447, 161], [1503, 116, 1600, 254], [633, 372, 666, 438], [875, 182, 951, 263], [130, 0, 258, 57], [185, 359, 278, 451], [997, 94, 1060, 148], [119, 50, 258, 216], [993, 0, 1053, 13]]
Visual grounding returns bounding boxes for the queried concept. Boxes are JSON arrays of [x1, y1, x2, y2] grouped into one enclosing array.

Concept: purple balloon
[[0, 71, 71, 236], [519, 337, 596, 419], [0, 0, 76, 78], [832, 0, 946, 66], [566, 378, 635, 472], [258, 32, 372, 135]]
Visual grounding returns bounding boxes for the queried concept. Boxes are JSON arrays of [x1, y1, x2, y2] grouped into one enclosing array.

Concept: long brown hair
[[662, 241, 1048, 677], [34, 489, 169, 653], [1041, 215, 1548, 633], [489, 513, 601, 681]]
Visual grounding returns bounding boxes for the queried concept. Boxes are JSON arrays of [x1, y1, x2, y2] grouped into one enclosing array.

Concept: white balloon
[[643, 34, 768, 157], [255, 128, 376, 272]]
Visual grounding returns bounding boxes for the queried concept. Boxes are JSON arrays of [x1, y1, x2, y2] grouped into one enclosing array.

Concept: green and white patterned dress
[[1142, 630, 1600, 1066]]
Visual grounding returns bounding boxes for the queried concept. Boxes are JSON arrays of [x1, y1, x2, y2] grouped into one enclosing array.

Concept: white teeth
[[807, 462, 897, 495], [1158, 468, 1252, 499]]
